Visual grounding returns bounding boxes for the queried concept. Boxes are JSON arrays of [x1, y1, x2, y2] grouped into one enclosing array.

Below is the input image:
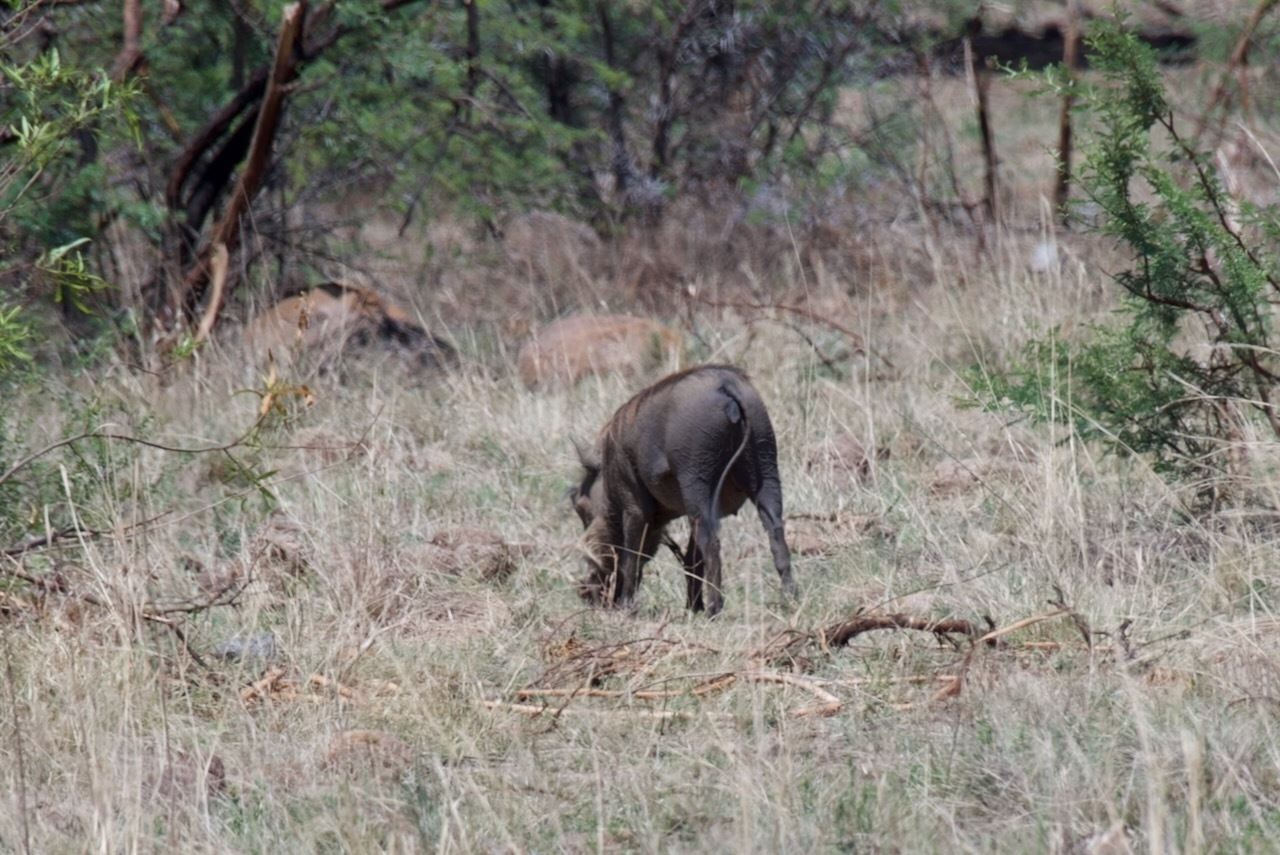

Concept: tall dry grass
[[6, 65, 1280, 854]]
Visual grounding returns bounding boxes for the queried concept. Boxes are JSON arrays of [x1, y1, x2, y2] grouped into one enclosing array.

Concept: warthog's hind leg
[[687, 514, 724, 617], [754, 489, 796, 600]]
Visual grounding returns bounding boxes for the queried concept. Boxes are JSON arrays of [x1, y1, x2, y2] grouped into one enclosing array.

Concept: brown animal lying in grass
[[243, 281, 454, 369], [570, 365, 796, 616]]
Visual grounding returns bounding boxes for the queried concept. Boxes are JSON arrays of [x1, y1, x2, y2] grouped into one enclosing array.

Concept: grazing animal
[[243, 281, 454, 369], [570, 365, 795, 616]]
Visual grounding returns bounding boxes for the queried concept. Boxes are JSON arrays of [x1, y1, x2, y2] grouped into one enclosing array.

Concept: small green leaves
[[977, 20, 1280, 502]]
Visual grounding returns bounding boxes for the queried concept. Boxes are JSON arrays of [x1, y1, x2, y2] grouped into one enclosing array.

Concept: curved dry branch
[[821, 613, 983, 648]]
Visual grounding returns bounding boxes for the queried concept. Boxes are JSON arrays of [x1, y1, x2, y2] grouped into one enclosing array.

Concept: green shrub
[[975, 20, 1280, 502]]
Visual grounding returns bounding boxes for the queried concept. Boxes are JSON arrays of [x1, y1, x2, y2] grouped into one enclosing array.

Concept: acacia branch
[[1054, 0, 1081, 217], [2, 509, 171, 558], [179, 2, 305, 316], [690, 292, 895, 370], [111, 0, 143, 80], [165, 68, 270, 213], [162, 0, 428, 323], [1192, 0, 1278, 145], [0, 398, 283, 495]]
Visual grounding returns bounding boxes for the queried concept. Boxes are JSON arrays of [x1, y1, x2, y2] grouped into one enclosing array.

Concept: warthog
[[570, 365, 796, 616]]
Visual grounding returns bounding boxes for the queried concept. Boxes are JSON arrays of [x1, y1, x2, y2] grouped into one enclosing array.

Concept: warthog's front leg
[[614, 511, 654, 608]]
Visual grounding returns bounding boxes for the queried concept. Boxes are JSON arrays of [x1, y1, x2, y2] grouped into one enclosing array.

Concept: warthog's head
[[568, 440, 613, 603]]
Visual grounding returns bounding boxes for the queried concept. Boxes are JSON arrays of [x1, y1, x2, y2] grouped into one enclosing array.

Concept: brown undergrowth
[[480, 592, 1140, 721]]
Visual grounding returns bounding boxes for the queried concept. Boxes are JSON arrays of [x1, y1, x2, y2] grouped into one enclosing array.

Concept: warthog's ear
[[571, 435, 601, 472]]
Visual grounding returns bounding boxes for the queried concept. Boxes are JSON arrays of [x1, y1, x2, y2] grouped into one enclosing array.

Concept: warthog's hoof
[[782, 576, 799, 601]]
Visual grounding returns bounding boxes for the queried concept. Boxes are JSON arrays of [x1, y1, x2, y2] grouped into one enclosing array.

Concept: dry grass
[[8, 59, 1280, 854]]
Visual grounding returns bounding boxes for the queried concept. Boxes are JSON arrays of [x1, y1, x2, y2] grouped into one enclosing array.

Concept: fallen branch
[[192, 242, 229, 346], [809, 674, 960, 688], [976, 608, 1071, 645], [178, 3, 304, 322], [1050, 584, 1094, 648], [821, 613, 983, 648], [517, 673, 736, 702], [483, 699, 713, 721], [929, 674, 964, 704], [742, 671, 843, 717]]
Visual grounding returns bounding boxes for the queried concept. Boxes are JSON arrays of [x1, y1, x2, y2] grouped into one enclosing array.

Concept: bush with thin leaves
[[975, 20, 1280, 502]]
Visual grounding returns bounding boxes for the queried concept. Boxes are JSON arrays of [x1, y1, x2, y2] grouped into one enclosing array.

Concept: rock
[[427, 526, 520, 582], [211, 631, 280, 663], [805, 432, 886, 486]]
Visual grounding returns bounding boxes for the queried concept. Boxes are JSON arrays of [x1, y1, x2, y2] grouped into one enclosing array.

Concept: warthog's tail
[[710, 381, 751, 534]]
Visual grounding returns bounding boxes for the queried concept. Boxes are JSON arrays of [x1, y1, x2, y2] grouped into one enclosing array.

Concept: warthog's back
[[609, 365, 779, 494]]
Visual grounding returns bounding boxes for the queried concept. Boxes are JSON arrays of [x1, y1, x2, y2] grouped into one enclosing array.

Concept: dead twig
[[742, 671, 843, 717], [1050, 584, 1094, 648], [976, 608, 1071, 645], [3, 508, 174, 557], [808, 674, 960, 689], [517, 672, 737, 702], [1117, 618, 1135, 661], [928, 674, 964, 703], [688, 293, 895, 371], [143, 613, 210, 670], [482, 699, 719, 721]]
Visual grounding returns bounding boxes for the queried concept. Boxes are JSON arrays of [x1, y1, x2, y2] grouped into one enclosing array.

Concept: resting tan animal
[[243, 282, 453, 369], [569, 365, 795, 616]]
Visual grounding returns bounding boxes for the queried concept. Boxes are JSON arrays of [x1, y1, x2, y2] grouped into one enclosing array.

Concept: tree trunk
[[1054, 0, 1080, 220], [148, 0, 429, 331], [173, 2, 305, 327], [112, 0, 142, 80]]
